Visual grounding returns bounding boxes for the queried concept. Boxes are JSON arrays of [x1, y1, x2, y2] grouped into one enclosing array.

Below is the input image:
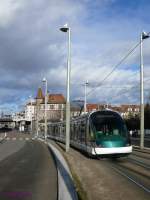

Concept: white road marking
[[25, 138, 29, 140], [12, 137, 16, 140]]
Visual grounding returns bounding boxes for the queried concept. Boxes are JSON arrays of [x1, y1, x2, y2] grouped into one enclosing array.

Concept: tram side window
[[72, 123, 75, 140], [62, 124, 65, 137], [78, 122, 82, 142], [74, 123, 78, 141], [70, 123, 74, 140], [52, 126, 55, 136], [59, 125, 61, 137], [80, 120, 86, 143], [56, 126, 59, 136], [78, 121, 82, 142], [77, 123, 80, 141]]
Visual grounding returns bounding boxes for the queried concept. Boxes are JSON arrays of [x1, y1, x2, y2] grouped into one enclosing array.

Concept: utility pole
[[84, 81, 88, 114], [29, 96, 32, 134], [140, 31, 150, 149], [36, 105, 39, 138]]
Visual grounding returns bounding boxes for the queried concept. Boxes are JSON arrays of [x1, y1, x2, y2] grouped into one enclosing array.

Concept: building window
[[58, 104, 62, 109], [41, 105, 44, 109], [50, 105, 54, 109], [128, 108, 132, 112]]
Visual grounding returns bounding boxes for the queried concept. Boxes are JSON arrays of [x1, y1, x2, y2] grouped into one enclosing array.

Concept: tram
[[47, 110, 132, 157]]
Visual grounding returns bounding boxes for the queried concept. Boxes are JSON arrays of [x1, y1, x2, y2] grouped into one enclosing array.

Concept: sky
[[0, 0, 150, 113]]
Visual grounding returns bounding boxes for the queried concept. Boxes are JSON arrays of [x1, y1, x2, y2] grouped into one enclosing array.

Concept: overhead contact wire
[[87, 41, 141, 97]]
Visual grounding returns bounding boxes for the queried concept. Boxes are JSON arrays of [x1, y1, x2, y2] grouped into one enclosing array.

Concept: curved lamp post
[[60, 24, 71, 152], [29, 95, 33, 134], [42, 77, 48, 141]]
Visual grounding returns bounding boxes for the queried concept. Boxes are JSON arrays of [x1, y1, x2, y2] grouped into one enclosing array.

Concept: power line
[[87, 41, 141, 97], [106, 77, 150, 104], [145, 77, 150, 83]]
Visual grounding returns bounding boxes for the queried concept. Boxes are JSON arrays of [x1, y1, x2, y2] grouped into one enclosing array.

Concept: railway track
[[127, 157, 150, 170], [104, 153, 150, 194]]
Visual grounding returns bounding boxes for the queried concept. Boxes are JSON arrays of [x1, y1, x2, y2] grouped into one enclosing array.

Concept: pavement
[[0, 133, 58, 200]]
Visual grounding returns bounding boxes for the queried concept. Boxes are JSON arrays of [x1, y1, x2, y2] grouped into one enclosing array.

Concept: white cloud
[[0, 0, 25, 27], [0, 0, 150, 111]]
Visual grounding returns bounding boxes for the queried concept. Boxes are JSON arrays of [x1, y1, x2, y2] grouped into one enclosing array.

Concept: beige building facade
[[35, 88, 66, 122]]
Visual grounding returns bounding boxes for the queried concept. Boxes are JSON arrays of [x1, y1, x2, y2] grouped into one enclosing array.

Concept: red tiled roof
[[86, 104, 98, 111], [48, 94, 66, 104]]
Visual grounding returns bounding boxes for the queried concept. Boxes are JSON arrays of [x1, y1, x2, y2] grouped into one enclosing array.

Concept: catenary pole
[[140, 31, 150, 149], [84, 81, 88, 113]]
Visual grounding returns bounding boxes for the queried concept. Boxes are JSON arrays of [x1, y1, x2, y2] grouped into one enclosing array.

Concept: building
[[0, 117, 15, 129], [23, 87, 140, 132], [25, 100, 36, 121], [119, 104, 140, 118], [34, 88, 66, 122], [84, 103, 140, 118], [12, 111, 26, 122]]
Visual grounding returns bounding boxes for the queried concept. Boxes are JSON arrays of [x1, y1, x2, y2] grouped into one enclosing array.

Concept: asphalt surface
[[0, 133, 57, 200]]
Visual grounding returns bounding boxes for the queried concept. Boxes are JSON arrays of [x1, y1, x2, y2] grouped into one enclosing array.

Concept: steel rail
[[127, 157, 150, 170], [132, 151, 150, 160], [100, 158, 150, 194], [111, 165, 150, 193], [133, 148, 150, 154]]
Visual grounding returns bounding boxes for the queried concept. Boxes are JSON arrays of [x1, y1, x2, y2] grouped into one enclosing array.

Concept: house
[[34, 88, 66, 122], [82, 103, 140, 118], [25, 101, 36, 121]]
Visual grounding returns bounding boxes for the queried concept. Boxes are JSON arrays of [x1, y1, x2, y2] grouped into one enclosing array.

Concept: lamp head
[[42, 77, 46, 82], [60, 23, 69, 32], [142, 31, 150, 40]]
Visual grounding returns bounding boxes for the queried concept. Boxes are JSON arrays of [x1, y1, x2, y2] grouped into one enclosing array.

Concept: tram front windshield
[[90, 111, 127, 137]]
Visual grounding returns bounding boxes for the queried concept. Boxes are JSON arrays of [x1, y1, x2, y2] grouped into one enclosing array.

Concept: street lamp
[[42, 77, 48, 141], [29, 95, 33, 134], [84, 81, 89, 114], [60, 24, 71, 152], [140, 31, 150, 149]]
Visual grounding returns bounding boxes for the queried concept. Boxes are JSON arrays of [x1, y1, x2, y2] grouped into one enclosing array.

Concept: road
[[0, 132, 57, 200]]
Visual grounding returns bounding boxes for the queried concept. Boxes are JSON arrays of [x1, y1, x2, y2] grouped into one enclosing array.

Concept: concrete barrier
[[38, 138, 78, 200], [0, 132, 7, 142]]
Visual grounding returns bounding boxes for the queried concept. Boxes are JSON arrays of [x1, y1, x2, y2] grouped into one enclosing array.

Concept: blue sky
[[0, 0, 150, 113]]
